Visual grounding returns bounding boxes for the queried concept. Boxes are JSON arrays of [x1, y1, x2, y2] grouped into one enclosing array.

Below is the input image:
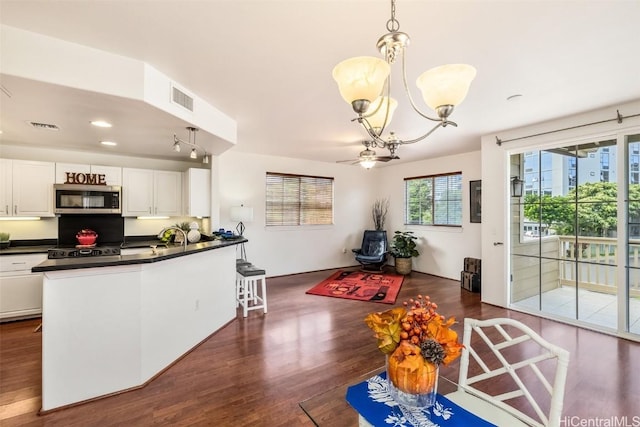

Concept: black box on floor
[[461, 257, 481, 292], [461, 271, 481, 293], [463, 257, 481, 274]]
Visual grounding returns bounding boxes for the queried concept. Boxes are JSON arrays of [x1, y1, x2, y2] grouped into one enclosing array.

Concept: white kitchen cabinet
[[0, 159, 55, 217], [90, 165, 122, 186], [0, 159, 12, 217], [55, 163, 90, 183], [56, 163, 122, 186], [122, 168, 182, 217], [183, 168, 211, 217], [0, 253, 47, 321]]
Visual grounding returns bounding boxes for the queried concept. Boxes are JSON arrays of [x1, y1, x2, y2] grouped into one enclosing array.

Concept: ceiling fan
[[337, 140, 400, 169]]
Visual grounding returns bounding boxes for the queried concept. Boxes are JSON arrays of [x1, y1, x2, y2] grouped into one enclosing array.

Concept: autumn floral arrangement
[[364, 295, 464, 396]]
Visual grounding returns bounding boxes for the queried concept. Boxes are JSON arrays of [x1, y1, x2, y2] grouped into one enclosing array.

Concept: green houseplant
[[390, 231, 419, 275]]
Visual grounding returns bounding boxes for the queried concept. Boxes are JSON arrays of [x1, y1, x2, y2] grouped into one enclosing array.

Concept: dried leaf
[[364, 307, 407, 354]]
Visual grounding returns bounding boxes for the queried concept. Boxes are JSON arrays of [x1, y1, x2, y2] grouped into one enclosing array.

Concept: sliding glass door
[[626, 134, 640, 335], [509, 137, 637, 335]]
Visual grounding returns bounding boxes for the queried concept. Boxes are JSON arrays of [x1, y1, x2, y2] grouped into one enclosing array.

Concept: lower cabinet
[[0, 254, 46, 321]]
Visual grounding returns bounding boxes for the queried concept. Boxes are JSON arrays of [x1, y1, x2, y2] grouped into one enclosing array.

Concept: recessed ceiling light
[[91, 120, 112, 128], [100, 141, 117, 146], [507, 94, 523, 101]]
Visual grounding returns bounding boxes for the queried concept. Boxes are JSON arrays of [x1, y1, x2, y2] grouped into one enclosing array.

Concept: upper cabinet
[[55, 163, 122, 186], [184, 168, 211, 217], [0, 159, 55, 217], [90, 165, 122, 186], [122, 168, 182, 217]]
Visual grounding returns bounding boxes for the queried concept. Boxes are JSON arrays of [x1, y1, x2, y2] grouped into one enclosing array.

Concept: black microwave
[[54, 184, 121, 214]]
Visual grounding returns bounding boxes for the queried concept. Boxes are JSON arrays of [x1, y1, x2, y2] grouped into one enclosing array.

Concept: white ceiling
[[1, 0, 639, 166]]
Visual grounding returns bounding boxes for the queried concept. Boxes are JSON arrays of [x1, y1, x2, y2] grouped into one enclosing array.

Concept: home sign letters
[[64, 172, 107, 185]]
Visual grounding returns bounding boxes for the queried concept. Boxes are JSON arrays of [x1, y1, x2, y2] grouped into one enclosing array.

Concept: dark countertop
[[32, 237, 247, 273], [0, 238, 58, 255], [0, 235, 237, 255], [0, 245, 56, 255]]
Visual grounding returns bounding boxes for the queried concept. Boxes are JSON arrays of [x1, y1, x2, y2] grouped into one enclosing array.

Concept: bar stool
[[236, 265, 267, 317]]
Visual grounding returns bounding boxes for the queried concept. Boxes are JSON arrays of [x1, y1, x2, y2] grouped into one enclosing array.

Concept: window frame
[[404, 171, 463, 227], [265, 172, 334, 227]]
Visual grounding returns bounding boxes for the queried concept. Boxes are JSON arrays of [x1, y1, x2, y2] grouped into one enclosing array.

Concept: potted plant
[[390, 230, 419, 275], [0, 232, 10, 249]]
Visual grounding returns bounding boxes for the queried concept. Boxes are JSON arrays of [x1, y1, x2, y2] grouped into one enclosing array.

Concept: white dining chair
[[446, 317, 570, 427]]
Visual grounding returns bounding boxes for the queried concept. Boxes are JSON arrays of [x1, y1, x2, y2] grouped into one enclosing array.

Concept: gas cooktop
[[47, 246, 121, 259]]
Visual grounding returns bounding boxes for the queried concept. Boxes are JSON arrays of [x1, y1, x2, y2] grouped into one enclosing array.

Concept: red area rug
[[305, 270, 404, 304]]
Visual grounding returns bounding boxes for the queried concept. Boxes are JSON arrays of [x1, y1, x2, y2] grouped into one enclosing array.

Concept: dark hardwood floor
[[1, 269, 639, 426]]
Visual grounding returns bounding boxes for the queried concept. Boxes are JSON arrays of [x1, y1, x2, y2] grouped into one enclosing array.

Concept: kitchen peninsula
[[33, 238, 246, 412]]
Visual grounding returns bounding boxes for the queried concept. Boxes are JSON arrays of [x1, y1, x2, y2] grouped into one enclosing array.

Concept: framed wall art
[[470, 180, 481, 223]]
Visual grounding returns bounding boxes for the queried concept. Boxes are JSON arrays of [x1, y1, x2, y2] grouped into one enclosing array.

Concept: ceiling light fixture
[[173, 127, 209, 163], [90, 120, 112, 128], [337, 140, 399, 169], [100, 140, 117, 146], [332, 0, 476, 153]]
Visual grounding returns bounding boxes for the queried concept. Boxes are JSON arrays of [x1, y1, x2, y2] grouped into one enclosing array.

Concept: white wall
[[377, 151, 482, 280], [481, 99, 640, 308], [217, 149, 482, 279], [217, 150, 381, 277]]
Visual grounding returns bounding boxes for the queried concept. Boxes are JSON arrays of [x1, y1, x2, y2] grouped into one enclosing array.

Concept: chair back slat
[[456, 317, 570, 427]]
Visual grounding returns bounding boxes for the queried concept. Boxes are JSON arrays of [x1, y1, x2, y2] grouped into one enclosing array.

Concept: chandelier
[[172, 126, 210, 164], [332, 0, 476, 156]]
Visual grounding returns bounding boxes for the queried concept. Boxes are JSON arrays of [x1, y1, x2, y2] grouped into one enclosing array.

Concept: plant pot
[[395, 257, 412, 275], [0, 240, 9, 249]]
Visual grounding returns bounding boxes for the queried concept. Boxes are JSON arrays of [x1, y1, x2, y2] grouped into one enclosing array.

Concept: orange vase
[[386, 342, 439, 407]]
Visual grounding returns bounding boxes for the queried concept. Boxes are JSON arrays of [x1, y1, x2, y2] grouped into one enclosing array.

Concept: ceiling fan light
[[360, 159, 376, 169], [365, 96, 398, 129], [332, 56, 390, 106], [416, 64, 477, 110]]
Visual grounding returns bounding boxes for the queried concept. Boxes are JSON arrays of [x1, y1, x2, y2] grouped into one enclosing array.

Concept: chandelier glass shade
[[332, 57, 390, 109], [416, 64, 476, 111], [365, 96, 398, 130], [332, 0, 476, 151]]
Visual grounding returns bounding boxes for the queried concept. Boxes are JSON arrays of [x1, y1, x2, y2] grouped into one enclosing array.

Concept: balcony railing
[[557, 235, 640, 297], [511, 235, 640, 301]]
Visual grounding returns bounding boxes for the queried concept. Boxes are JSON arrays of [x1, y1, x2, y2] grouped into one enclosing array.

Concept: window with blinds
[[266, 172, 334, 226], [405, 172, 462, 226]]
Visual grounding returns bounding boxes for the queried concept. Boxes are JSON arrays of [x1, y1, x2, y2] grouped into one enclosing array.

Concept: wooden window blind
[[404, 172, 462, 226], [266, 172, 334, 226]]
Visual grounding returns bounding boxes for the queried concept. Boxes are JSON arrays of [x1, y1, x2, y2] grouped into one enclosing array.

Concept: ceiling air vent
[[171, 85, 194, 112], [29, 121, 60, 131]]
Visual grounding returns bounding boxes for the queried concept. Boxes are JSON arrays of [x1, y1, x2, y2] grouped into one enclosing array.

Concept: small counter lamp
[[230, 205, 253, 260]]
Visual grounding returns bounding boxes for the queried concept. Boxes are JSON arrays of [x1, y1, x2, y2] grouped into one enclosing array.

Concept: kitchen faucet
[[159, 226, 188, 252]]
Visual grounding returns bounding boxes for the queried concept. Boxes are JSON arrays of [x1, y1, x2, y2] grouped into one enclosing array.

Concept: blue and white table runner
[[346, 372, 496, 427]]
